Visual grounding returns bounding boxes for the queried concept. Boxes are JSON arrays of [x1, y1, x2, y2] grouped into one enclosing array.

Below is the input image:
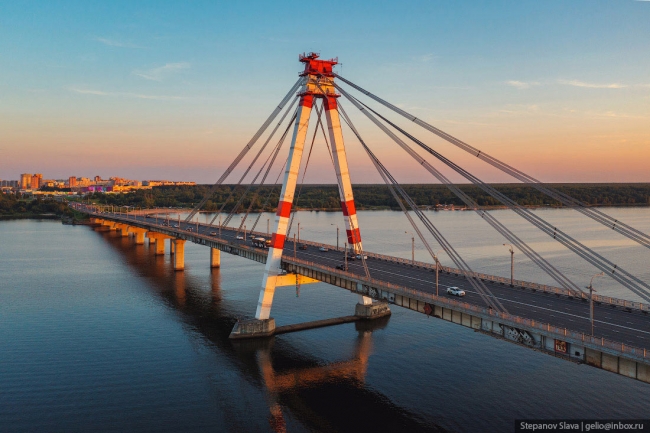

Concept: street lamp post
[[433, 250, 443, 297], [587, 272, 605, 336], [331, 224, 339, 250], [267, 218, 270, 236], [406, 231, 414, 265], [503, 244, 514, 286]]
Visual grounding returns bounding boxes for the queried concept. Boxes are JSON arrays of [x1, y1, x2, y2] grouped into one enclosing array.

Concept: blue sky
[[1, 0, 649, 183]]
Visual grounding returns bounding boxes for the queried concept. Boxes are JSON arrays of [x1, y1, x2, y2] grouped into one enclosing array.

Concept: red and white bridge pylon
[[255, 53, 372, 321]]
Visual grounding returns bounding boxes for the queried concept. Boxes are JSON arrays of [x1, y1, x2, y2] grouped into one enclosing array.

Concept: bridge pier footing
[[355, 301, 391, 319], [229, 318, 276, 339], [229, 301, 392, 340]]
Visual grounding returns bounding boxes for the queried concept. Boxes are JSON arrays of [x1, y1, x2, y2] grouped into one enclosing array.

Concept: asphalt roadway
[[96, 210, 650, 351]]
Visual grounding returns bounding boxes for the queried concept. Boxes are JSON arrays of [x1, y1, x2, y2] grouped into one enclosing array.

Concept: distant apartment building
[[0, 180, 18, 188], [42, 179, 63, 188], [68, 176, 78, 187], [143, 180, 196, 187], [20, 173, 32, 189], [31, 173, 43, 189]]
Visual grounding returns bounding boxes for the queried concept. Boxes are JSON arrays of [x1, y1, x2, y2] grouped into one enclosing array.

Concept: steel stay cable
[[236, 121, 293, 234], [223, 108, 298, 230], [364, 100, 650, 301], [249, 156, 288, 233], [338, 104, 438, 263], [334, 74, 650, 249], [186, 77, 303, 223], [311, 80, 370, 278], [209, 99, 299, 227], [338, 103, 506, 312], [337, 88, 582, 295], [343, 89, 650, 302]]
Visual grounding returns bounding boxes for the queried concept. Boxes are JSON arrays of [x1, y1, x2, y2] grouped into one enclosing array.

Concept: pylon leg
[[254, 95, 314, 320], [324, 97, 372, 305]]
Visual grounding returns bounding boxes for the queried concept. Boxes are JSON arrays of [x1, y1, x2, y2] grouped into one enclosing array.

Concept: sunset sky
[[1, 0, 649, 184]]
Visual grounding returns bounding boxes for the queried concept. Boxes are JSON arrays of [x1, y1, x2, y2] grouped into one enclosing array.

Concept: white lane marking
[[164, 227, 650, 338], [296, 250, 650, 336]]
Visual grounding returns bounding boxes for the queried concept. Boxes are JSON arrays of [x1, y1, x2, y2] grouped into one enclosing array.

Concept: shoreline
[[2, 203, 649, 221]]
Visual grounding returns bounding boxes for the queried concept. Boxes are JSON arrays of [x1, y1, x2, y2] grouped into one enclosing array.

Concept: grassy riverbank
[[0, 193, 85, 221]]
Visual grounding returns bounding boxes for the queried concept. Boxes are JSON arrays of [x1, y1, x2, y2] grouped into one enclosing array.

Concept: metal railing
[[80, 206, 649, 313], [81, 207, 649, 362], [282, 256, 649, 363]]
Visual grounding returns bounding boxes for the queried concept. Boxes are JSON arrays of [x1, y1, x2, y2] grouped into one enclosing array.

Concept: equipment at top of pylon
[[299, 52, 339, 98]]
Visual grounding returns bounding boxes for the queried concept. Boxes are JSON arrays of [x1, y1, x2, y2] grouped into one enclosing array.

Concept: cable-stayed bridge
[[75, 53, 650, 384]]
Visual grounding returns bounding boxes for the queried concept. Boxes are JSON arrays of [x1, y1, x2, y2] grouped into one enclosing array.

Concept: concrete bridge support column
[[129, 228, 147, 245], [115, 224, 129, 237], [154, 239, 165, 255], [169, 239, 175, 255], [147, 232, 173, 255], [210, 248, 220, 268], [173, 239, 185, 271]]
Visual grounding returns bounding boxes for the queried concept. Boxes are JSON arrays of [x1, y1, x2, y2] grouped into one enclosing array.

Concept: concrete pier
[[173, 239, 185, 271], [154, 238, 165, 255], [116, 224, 129, 237], [229, 318, 276, 339], [130, 228, 146, 245], [355, 301, 391, 319], [210, 248, 221, 268]]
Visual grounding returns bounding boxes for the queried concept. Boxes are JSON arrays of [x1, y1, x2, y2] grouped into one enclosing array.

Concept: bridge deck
[[86, 210, 650, 354]]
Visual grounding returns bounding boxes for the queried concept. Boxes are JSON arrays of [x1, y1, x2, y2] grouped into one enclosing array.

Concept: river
[[1, 207, 649, 432]]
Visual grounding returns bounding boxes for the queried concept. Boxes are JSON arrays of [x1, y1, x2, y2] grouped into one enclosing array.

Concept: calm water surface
[[2, 208, 650, 432]]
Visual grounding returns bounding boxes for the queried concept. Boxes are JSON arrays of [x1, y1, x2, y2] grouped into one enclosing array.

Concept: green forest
[[0, 193, 76, 219], [83, 183, 650, 212]]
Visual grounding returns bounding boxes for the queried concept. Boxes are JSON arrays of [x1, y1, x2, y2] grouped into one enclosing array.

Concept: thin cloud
[[506, 80, 540, 89], [413, 53, 437, 63], [558, 79, 627, 89], [69, 87, 187, 101], [133, 62, 190, 81], [94, 37, 144, 49]]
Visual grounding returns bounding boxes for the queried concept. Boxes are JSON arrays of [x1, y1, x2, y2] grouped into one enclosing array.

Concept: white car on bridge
[[446, 287, 465, 297]]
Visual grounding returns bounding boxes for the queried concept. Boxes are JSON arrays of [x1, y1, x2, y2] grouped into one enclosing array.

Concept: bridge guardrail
[[80, 207, 649, 314], [282, 256, 649, 363], [81, 208, 648, 362], [269, 231, 648, 313]]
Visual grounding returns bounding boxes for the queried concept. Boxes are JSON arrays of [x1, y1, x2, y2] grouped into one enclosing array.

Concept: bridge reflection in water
[[86, 208, 650, 385], [96, 226, 445, 433]]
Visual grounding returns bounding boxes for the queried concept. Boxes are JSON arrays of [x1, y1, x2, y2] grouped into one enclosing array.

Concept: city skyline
[[1, 1, 649, 184]]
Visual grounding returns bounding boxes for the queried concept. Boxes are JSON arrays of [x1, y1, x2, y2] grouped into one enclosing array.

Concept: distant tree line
[[0, 192, 75, 218], [85, 183, 650, 212]]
